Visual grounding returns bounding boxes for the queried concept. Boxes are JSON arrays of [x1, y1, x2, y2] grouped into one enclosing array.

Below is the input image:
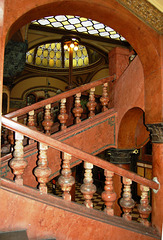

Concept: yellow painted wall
[[90, 68, 109, 95], [11, 77, 68, 99]]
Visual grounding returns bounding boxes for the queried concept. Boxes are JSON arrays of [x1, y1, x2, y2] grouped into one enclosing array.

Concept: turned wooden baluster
[[80, 162, 96, 208], [8, 117, 17, 151], [8, 130, 14, 150], [137, 185, 152, 226], [9, 132, 28, 185], [101, 170, 116, 215], [120, 177, 135, 221], [2, 127, 8, 144], [34, 142, 51, 193], [58, 152, 75, 201], [42, 104, 53, 135], [58, 98, 68, 130], [72, 92, 83, 124], [27, 110, 37, 144], [100, 82, 109, 112], [27, 110, 37, 130], [23, 116, 27, 125], [87, 87, 97, 117]]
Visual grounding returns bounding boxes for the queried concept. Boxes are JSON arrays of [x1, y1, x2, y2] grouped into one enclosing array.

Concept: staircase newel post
[[100, 82, 109, 112], [101, 170, 116, 215], [34, 142, 52, 193], [9, 131, 28, 185], [137, 185, 152, 226], [87, 87, 97, 117], [120, 177, 135, 221], [80, 161, 96, 208], [58, 98, 68, 130], [58, 152, 75, 201], [42, 104, 53, 135], [72, 92, 83, 124]]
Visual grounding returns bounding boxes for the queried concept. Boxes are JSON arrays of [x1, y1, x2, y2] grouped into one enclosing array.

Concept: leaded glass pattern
[[26, 42, 89, 68], [32, 15, 125, 41], [64, 45, 89, 68]]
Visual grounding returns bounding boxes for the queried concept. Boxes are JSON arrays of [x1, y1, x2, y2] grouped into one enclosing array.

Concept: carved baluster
[[2, 127, 8, 144], [23, 116, 27, 125], [27, 110, 37, 130], [87, 87, 97, 117], [34, 142, 51, 193], [27, 110, 37, 144], [58, 152, 75, 201], [137, 185, 152, 226], [58, 98, 68, 130], [8, 117, 17, 151], [100, 82, 109, 112], [9, 132, 28, 185], [80, 162, 96, 208], [42, 104, 53, 135], [8, 130, 14, 146], [101, 170, 116, 215], [120, 177, 135, 221], [72, 92, 83, 124]]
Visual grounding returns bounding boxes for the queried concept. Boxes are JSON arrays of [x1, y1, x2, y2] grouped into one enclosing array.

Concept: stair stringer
[[0, 178, 160, 240]]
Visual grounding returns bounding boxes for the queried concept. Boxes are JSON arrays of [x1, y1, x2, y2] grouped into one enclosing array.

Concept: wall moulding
[[116, 0, 163, 34]]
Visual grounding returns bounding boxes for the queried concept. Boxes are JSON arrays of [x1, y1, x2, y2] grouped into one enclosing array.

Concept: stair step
[[0, 230, 28, 240]]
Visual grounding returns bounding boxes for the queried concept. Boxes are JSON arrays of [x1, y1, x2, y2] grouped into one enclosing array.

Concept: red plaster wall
[[0, 188, 157, 240], [112, 55, 149, 148]]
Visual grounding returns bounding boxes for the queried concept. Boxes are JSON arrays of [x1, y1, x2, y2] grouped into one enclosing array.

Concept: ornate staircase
[[0, 75, 160, 240]]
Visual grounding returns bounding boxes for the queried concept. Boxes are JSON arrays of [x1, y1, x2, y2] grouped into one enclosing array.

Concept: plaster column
[[108, 47, 130, 108], [107, 148, 134, 216], [147, 123, 163, 234]]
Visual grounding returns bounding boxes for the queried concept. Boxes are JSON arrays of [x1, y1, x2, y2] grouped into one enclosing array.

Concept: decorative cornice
[[116, 0, 163, 34], [147, 123, 163, 143]]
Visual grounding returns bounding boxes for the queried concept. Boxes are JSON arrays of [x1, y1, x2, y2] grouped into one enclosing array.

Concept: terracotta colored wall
[[110, 55, 149, 149], [0, 188, 157, 240]]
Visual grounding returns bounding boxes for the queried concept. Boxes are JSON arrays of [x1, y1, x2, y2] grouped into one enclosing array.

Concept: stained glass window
[[26, 42, 89, 68], [32, 15, 125, 41]]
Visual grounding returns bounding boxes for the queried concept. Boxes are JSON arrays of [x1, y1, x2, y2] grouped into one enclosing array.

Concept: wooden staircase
[[0, 75, 160, 240]]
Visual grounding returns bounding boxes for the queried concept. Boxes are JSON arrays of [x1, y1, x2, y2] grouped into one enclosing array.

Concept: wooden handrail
[[17, 102, 59, 121], [2, 116, 159, 190], [5, 75, 115, 119]]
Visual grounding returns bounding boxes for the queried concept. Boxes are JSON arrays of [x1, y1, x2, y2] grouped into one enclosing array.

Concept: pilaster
[[147, 123, 163, 234]]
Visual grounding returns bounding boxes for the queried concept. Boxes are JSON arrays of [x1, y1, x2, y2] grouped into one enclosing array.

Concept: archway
[[3, 0, 162, 124], [118, 107, 149, 149]]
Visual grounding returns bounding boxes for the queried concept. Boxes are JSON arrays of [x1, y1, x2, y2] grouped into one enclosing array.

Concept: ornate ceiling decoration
[[116, 0, 163, 34]]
